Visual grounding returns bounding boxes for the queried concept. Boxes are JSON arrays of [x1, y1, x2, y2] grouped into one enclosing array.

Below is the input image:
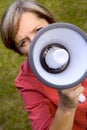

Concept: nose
[[29, 33, 36, 42]]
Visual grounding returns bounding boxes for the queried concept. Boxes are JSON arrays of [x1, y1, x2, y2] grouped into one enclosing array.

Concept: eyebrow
[[30, 25, 42, 33]]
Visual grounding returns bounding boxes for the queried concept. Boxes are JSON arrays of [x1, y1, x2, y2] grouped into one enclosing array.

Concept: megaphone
[[28, 22, 87, 89]]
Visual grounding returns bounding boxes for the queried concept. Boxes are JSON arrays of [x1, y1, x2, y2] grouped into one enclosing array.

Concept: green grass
[[0, 0, 87, 129]]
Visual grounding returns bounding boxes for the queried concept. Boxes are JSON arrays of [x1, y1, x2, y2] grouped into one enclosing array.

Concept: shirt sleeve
[[14, 61, 57, 130], [16, 85, 54, 130]]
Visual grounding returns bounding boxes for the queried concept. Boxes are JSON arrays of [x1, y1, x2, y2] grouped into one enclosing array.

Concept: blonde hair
[[0, 0, 56, 54]]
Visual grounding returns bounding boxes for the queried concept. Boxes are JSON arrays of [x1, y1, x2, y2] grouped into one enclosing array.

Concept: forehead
[[15, 11, 48, 43], [17, 11, 44, 34], [21, 11, 38, 20]]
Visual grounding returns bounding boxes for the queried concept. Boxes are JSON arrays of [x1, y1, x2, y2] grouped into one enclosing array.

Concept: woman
[[0, 0, 87, 130]]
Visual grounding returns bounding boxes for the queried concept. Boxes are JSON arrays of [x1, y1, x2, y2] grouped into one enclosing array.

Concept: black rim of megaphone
[[40, 43, 70, 74], [28, 22, 87, 89]]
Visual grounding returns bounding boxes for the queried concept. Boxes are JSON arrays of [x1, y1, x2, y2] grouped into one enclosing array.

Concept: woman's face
[[15, 12, 49, 56]]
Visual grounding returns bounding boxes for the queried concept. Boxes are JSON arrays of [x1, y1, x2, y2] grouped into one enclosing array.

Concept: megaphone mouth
[[40, 43, 70, 73], [28, 22, 87, 89]]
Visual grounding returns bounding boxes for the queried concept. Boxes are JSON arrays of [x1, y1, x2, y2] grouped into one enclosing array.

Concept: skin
[[15, 12, 49, 55], [14, 12, 84, 130], [50, 85, 84, 130]]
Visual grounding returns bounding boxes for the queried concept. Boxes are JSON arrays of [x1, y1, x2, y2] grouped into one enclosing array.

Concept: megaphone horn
[[28, 22, 87, 89]]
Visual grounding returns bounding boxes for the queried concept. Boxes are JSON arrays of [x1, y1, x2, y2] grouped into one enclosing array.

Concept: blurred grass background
[[0, 0, 87, 129]]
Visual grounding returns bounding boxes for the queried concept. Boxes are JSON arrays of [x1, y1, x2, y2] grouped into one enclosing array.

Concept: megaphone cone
[[28, 22, 87, 89]]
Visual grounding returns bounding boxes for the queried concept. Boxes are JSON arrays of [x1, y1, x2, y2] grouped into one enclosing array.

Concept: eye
[[36, 27, 43, 32], [20, 41, 25, 47], [19, 38, 30, 48]]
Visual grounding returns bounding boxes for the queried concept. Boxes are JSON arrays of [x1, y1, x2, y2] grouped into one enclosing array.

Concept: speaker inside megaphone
[[28, 22, 87, 89]]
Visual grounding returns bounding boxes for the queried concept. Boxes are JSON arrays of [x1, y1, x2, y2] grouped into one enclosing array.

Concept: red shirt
[[15, 60, 87, 130]]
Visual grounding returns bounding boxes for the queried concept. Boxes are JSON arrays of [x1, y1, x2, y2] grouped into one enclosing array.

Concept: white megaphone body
[[28, 22, 87, 91]]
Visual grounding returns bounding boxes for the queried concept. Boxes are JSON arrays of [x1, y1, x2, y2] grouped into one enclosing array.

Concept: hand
[[58, 84, 84, 109]]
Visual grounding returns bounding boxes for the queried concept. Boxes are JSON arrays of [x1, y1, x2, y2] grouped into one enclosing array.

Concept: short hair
[[0, 0, 56, 54]]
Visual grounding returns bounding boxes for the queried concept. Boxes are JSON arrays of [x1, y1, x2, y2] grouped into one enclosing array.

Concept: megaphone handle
[[79, 93, 85, 103]]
